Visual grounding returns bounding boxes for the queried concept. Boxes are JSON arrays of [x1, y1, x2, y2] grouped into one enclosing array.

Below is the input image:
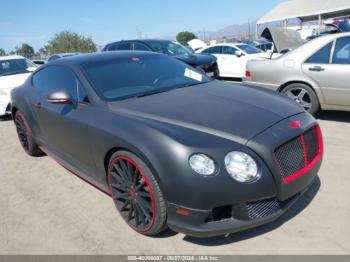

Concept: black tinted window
[[82, 55, 211, 101], [222, 46, 237, 55], [203, 46, 221, 54], [332, 37, 350, 64], [117, 43, 132, 50], [32, 66, 78, 100], [134, 43, 150, 51], [306, 42, 333, 64]]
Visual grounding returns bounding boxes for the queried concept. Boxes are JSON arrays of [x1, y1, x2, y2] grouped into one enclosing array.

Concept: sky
[[0, 0, 284, 52]]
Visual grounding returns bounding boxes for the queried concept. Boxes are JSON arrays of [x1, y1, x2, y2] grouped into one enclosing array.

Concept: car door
[[32, 65, 96, 174], [302, 37, 350, 106], [221, 45, 246, 77]]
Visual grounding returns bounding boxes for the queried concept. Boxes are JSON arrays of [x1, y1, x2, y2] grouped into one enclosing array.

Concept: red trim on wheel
[[108, 155, 156, 233]]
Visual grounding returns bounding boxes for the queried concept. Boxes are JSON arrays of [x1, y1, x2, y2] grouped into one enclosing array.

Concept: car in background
[[0, 55, 37, 117], [47, 52, 81, 62], [261, 27, 305, 54], [32, 59, 46, 66], [198, 43, 276, 78], [246, 40, 273, 52], [244, 33, 350, 115], [306, 21, 350, 41], [11, 51, 322, 237], [102, 40, 218, 77]]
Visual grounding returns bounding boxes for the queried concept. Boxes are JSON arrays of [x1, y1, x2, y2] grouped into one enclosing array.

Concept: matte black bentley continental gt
[[11, 52, 323, 237]]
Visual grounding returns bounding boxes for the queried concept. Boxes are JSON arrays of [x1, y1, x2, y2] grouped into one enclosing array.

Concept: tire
[[14, 111, 42, 156], [213, 63, 220, 79], [107, 150, 167, 236], [282, 83, 320, 115]]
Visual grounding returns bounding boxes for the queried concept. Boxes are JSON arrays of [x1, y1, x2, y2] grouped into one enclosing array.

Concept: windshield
[[148, 41, 193, 56], [0, 58, 37, 77], [82, 55, 211, 101], [339, 21, 350, 32], [236, 44, 263, 54]]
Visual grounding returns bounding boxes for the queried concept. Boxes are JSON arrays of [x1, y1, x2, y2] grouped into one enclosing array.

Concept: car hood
[[187, 39, 207, 51], [0, 73, 31, 90], [261, 27, 304, 53], [174, 53, 217, 66], [108, 81, 303, 144]]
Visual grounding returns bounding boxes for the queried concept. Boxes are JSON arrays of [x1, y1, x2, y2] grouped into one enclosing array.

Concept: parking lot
[[0, 106, 349, 255]]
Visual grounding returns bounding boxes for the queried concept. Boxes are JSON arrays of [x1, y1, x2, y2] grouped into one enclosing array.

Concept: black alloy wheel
[[108, 151, 167, 235]]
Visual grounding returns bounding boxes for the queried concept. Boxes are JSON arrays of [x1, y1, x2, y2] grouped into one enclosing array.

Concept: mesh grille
[[275, 136, 305, 179], [304, 127, 319, 163], [246, 199, 280, 219], [274, 126, 320, 182], [246, 195, 298, 220]]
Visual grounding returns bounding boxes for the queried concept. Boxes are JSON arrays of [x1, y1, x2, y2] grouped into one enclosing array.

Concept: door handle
[[309, 66, 325, 72], [34, 102, 42, 109]]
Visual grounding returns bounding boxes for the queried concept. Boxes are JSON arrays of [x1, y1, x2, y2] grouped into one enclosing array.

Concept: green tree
[[15, 43, 35, 58], [176, 31, 197, 46], [0, 48, 6, 56], [44, 31, 97, 55]]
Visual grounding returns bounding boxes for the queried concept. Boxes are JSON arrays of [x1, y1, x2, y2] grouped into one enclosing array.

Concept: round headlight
[[224, 151, 260, 183], [189, 154, 216, 176]]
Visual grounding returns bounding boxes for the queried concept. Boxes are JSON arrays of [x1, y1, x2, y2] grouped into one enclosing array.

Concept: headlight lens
[[224, 151, 260, 183], [189, 154, 216, 176]]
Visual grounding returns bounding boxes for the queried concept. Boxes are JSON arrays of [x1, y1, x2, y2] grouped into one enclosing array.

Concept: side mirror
[[235, 50, 244, 57], [47, 90, 76, 108]]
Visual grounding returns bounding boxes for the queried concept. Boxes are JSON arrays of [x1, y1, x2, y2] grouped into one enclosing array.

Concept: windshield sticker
[[184, 68, 203, 82]]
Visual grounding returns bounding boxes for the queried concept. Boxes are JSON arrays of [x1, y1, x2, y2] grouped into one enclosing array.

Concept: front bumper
[[167, 179, 315, 238]]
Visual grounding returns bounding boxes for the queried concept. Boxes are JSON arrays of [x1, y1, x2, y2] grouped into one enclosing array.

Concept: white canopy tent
[[256, 0, 350, 38]]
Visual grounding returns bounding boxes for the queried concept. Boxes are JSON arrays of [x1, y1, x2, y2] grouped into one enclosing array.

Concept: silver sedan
[[243, 33, 350, 115]]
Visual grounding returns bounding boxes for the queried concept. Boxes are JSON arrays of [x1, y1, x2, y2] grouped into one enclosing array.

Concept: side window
[[222, 46, 237, 55], [203, 46, 221, 54], [305, 42, 333, 64], [107, 44, 119, 51], [32, 66, 79, 101], [134, 43, 150, 51], [117, 43, 132, 50], [332, 37, 350, 65]]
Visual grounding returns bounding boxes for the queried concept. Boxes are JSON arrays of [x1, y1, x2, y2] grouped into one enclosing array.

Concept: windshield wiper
[[136, 89, 173, 98]]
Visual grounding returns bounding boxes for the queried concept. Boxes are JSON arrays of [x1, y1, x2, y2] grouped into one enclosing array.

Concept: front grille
[[274, 125, 322, 183], [246, 195, 298, 220]]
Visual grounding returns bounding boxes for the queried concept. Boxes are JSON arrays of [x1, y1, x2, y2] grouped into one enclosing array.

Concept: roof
[[48, 51, 165, 66], [0, 55, 25, 61], [103, 39, 175, 49], [258, 0, 350, 25]]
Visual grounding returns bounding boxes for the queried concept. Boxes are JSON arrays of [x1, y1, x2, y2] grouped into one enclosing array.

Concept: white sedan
[[198, 43, 278, 78], [0, 55, 37, 116]]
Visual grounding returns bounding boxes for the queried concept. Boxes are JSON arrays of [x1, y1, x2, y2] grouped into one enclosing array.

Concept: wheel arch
[[278, 80, 313, 92], [278, 80, 325, 106], [11, 106, 18, 119], [103, 146, 164, 193]]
